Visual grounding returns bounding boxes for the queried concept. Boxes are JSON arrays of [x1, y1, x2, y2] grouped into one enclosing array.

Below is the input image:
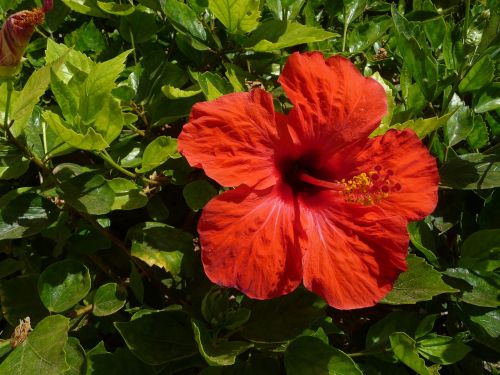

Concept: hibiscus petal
[[327, 129, 439, 221], [178, 89, 279, 189], [301, 192, 409, 309], [199, 184, 303, 299], [278, 52, 387, 148]]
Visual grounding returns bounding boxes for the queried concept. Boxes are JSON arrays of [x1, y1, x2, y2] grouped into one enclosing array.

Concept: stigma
[[297, 166, 401, 205]]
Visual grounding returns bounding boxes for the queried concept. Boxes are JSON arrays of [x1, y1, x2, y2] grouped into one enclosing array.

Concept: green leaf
[[50, 69, 78, 123], [444, 268, 500, 307], [343, 0, 367, 26], [382, 254, 457, 304], [60, 0, 107, 17], [85, 341, 110, 374], [137, 136, 179, 173], [192, 319, 253, 366], [391, 112, 453, 139], [23, 106, 46, 160], [162, 85, 202, 99], [11, 58, 64, 122], [369, 72, 395, 136], [197, 72, 233, 100], [59, 173, 115, 215], [284, 336, 362, 375], [459, 229, 500, 272], [146, 194, 170, 221], [79, 50, 131, 124], [457, 304, 500, 353], [245, 21, 337, 52], [209, 0, 261, 34], [183, 180, 218, 211], [467, 114, 489, 149], [417, 334, 470, 364], [439, 153, 500, 190], [109, 178, 148, 211], [459, 55, 495, 93], [93, 283, 127, 316], [38, 259, 92, 312], [162, 0, 208, 43], [43, 111, 110, 151], [366, 311, 422, 351], [199, 353, 279, 374], [127, 222, 194, 276], [129, 262, 144, 304], [64, 20, 106, 53], [265, 0, 305, 21], [408, 221, 439, 267], [224, 63, 248, 92], [479, 189, 500, 229], [349, 16, 392, 52], [391, 8, 438, 100], [64, 337, 86, 375], [390, 332, 431, 375], [119, 6, 159, 43], [0, 188, 58, 240], [97, 0, 135, 15], [86, 347, 156, 375], [93, 97, 125, 145], [0, 275, 48, 326], [419, 0, 445, 49], [475, 84, 500, 113], [241, 288, 325, 343], [115, 310, 197, 365], [0, 258, 23, 279], [0, 139, 30, 179], [45, 40, 94, 74], [415, 314, 438, 339], [0, 315, 69, 375]]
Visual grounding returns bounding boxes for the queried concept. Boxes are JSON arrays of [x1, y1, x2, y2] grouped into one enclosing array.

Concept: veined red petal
[[278, 52, 387, 149], [198, 185, 303, 299], [300, 191, 409, 309], [178, 89, 280, 189], [327, 129, 439, 221]]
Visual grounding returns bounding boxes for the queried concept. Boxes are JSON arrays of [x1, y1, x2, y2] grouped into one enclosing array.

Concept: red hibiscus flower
[[178, 52, 439, 309], [0, 0, 53, 74]]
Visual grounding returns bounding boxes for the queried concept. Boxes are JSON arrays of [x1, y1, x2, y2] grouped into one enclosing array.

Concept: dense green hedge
[[0, 0, 499, 374]]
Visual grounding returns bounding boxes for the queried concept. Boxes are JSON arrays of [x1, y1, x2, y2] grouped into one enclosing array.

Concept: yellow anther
[[336, 169, 399, 206]]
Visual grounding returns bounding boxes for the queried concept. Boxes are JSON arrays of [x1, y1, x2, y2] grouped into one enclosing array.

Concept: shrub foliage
[[0, 0, 499, 374]]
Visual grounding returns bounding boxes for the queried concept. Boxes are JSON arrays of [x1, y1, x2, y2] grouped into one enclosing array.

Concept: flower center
[[290, 163, 401, 205]]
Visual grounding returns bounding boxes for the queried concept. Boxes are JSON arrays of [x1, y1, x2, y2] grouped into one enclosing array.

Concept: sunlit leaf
[[245, 21, 337, 52], [38, 259, 92, 312], [382, 255, 457, 304], [209, 0, 261, 34], [0, 315, 70, 375]]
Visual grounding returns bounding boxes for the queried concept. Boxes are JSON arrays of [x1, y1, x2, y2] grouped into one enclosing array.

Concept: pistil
[[296, 168, 400, 206], [297, 172, 344, 191]]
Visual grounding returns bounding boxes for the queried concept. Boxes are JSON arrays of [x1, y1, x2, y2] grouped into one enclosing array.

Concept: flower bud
[[0, 0, 52, 78]]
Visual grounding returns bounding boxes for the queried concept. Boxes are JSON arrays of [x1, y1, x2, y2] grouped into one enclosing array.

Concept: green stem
[[441, 61, 467, 116], [5, 121, 50, 174], [463, 0, 470, 43], [96, 149, 160, 185], [342, 8, 348, 52], [129, 29, 137, 66], [97, 149, 136, 179], [125, 123, 145, 137], [68, 304, 93, 319], [483, 142, 500, 155], [349, 348, 392, 357], [3, 80, 13, 135]]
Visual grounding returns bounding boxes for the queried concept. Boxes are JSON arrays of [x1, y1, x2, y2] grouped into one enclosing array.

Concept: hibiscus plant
[[0, 0, 498, 374]]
